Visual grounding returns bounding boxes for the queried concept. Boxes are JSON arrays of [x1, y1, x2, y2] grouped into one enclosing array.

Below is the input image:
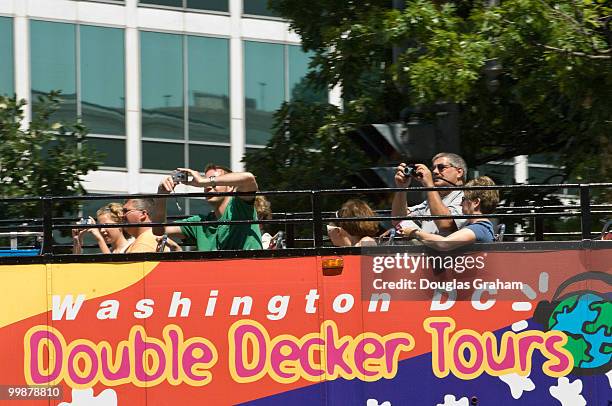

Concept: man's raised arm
[[391, 163, 412, 226], [152, 176, 185, 237], [416, 164, 458, 234], [179, 167, 258, 201]]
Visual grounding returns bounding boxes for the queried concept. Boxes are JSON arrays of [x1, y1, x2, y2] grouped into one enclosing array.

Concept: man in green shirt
[[153, 164, 263, 251]]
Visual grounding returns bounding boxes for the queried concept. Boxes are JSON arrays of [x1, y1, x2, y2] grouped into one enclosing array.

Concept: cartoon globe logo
[[548, 293, 611, 371], [534, 272, 611, 374]]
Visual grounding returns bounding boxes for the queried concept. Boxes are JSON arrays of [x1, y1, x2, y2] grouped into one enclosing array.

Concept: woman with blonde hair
[[401, 176, 500, 251], [327, 199, 379, 247], [72, 203, 133, 254]]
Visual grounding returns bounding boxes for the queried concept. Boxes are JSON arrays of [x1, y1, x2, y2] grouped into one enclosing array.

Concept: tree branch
[[537, 0, 591, 37], [537, 43, 611, 59]]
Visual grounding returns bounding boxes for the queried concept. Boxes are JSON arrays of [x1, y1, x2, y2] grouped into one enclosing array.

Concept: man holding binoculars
[[391, 152, 467, 236]]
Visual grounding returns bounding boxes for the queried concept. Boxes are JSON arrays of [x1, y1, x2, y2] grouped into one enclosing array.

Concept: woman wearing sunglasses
[[400, 176, 499, 251], [72, 203, 134, 254]]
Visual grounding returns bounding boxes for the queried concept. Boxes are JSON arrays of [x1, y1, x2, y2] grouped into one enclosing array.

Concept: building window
[[31, 21, 77, 123], [188, 36, 230, 143], [139, 0, 228, 13], [242, 0, 281, 17], [30, 21, 126, 168], [141, 32, 184, 141], [71, 0, 126, 4], [0, 17, 14, 96], [288, 45, 326, 103], [80, 26, 126, 137], [140, 0, 183, 7], [244, 41, 326, 146], [141, 31, 230, 171], [244, 42, 284, 146]]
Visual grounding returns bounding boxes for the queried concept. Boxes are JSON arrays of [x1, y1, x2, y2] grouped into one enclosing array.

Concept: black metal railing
[[0, 182, 611, 256]]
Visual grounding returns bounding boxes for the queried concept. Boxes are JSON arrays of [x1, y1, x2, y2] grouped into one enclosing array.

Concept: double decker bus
[[0, 183, 610, 405]]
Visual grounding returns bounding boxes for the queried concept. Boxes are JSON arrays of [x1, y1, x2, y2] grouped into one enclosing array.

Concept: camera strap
[[437, 177, 457, 187]]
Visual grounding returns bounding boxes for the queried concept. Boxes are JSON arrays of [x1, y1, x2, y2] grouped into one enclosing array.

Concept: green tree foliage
[[249, 0, 611, 195], [0, 92, 102, 220], [244, 101, 375, 214]]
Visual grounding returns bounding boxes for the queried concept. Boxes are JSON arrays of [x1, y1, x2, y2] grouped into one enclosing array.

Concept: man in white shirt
[[391, 152, 467, 236]]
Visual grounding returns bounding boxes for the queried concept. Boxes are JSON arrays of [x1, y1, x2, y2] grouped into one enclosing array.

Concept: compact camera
[[77, 217, 90, 225], [158, 234, 168, 252], [172, 170, 188, 184], [403, 164, 421, 178]]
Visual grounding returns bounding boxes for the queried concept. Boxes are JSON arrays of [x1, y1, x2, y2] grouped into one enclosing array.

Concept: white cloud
[[511, 320, 529, 332], [366, 399, 391, 406], [549, 377, 586, 406], [436, 394, 469, 406], [59, 388, 117, 406], [499, 373, 535, 399]]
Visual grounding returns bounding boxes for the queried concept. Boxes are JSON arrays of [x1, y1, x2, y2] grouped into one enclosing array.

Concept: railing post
[[534, 210, 544, 241], [311, 191, 323, 248], [580, 184, 592, 240], [42, 197, 54, 256], [285, 213, 295, 249]]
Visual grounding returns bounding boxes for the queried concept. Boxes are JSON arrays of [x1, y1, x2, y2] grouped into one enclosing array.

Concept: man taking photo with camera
[[152, 164, 263, 251], [391, 152, 467, 236]]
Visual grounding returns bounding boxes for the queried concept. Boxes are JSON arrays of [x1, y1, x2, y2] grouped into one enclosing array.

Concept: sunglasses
[[431, 164, 455, 172], [122, 208, 145, 215], [327, 210, 340, 226]]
